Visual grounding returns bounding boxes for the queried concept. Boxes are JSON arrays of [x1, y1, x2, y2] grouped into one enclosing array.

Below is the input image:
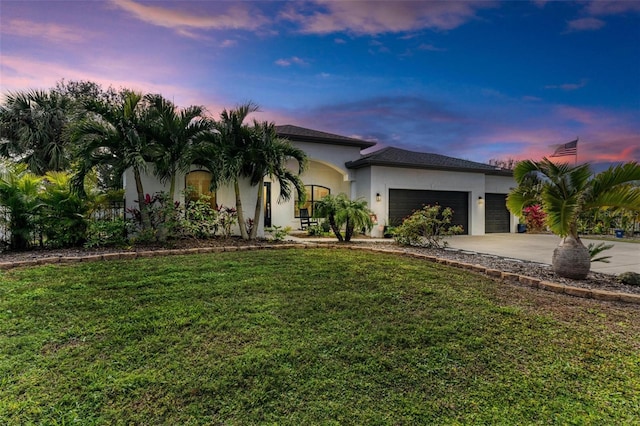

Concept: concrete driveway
[[443, 234, 639, 275]]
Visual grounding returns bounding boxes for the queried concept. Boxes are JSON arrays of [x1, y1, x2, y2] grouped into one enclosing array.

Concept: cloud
[[544, 79, 588, 91], [282, 1, 498, 35], [417, 43, 447, 52], [275, 56, 309, 67], [585, 1, 640, 16], [566, 17, 606, 32], [220, 39, 237, 48], [0, 19, 90, 43], [110, 0, 267, 34]]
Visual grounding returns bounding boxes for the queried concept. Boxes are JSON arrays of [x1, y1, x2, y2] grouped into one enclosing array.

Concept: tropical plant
[[245, 121, 307, 239], [39, 171, 96, 247], [0, 162, 43, 249], [393, 204, 464, 248], [145, 94, 213, 200], [507, 158, 640, 279], [313, 193, 345, 242], [70, 90, 158, 230], [522, 204, 546, 233], [587, 242, 613, 264], [0, 89, 72, 174], [192, 102, 258, 240], [314, 193, 374, 242]]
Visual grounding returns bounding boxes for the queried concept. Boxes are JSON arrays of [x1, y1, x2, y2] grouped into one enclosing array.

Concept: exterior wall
[[358, 166, 515, 237], [270, 160, 351, 231]]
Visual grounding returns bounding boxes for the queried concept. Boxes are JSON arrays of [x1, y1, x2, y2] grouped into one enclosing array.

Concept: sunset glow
[[1, 0, 638, 168]]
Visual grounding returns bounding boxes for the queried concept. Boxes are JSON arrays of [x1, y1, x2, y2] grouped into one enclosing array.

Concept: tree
[[507, 158, 640, 279], [192, 102, 258, 240], [70, 90, 157, 230], [246, 121, 307, 239], [313, 193, 344, 242], [145, 94, 212, 200], [0, 89, 72, 174], [0, 162, 43, 250], [314, 193, 374, 242]]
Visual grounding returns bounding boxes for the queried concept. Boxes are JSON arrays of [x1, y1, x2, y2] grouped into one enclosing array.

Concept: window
[[295, 185, 330, 217], [185, 171, 216, 206]]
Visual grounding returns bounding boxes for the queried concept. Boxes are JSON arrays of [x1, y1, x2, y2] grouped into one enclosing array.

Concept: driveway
[[444, 234, 639, 275]]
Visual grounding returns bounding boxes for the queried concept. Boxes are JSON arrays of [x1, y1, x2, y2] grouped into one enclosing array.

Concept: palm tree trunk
[[552, 235, 590, 279], [234, 179, 249, 240], [250, 176, 264, 240], [329, 214, 343, 242], [168, 172, 176, 202], [133, 168, 152, 231]]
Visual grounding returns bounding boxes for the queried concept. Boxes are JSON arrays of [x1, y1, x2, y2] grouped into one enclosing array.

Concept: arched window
[[185, 170, 216, 206], [295, 185, 330, 217]]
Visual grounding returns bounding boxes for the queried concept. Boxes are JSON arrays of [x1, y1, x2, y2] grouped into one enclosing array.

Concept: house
[[123, 124, 516, 237]]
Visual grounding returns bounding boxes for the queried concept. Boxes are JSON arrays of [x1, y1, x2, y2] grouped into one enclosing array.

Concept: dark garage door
[[485, 193, 510, 233], [389, 189, 469, 234]]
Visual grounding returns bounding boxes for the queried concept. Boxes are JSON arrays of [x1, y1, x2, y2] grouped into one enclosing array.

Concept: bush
[[394, 204, 463, 248], [266, 225, 291, 242], [522, 204, 546, 233], [618, 272, 640, 286], [84, 218, 129, 248], [180, 195, 219, 239]]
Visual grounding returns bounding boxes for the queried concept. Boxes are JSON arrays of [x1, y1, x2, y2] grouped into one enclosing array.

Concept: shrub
[[618, 272, 640, 286], [394, 204, 463, 248], [307, 223, 328, 236], [522, 204, 546, 233], [181, 195, 219, 239], [266, 225, 292, 242], [84, 218, 129, 248]]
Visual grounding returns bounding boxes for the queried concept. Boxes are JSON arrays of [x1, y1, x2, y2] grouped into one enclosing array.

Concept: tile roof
[[275, 124, 376, 149], [346, 147, 513, 176]]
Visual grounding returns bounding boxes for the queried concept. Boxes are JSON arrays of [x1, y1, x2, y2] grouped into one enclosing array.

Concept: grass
[[1, 248, 639, 424]]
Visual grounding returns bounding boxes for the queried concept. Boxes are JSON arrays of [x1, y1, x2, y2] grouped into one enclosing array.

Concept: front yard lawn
[[1, 248, 639, 424]]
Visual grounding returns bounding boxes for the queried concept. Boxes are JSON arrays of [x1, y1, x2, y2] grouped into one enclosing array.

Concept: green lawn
[[1, 248, 639, 424]]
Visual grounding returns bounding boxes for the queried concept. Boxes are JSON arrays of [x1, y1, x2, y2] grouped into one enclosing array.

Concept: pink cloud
[[417, 43, 447, 52], [110, 0, 267, 33], [1, 19, 90, 43], [282, 1, 498, 35], [566, 17, 606, 32]]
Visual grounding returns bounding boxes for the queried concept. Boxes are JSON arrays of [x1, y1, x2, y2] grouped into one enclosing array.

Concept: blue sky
[[1, 0, 639, 166]]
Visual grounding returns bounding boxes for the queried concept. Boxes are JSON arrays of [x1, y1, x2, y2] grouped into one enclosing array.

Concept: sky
[[1, 0, 639, 167]]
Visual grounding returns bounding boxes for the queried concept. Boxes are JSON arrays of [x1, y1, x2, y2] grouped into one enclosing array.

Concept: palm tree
[[314, 193, 374, 242], [336, 195, 374, 242], [145, 94, 213, 200], [70, 90, 157, 230], [192, 102, 258, 240], [0, 162, 43, 250], [0, 89, 72, 174], [246, 121, 307, 239], [507, 158, 640, 279], [314, 193, 344, 242]]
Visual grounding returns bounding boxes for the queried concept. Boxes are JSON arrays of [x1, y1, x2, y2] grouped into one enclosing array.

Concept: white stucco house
[[124, 124, 517, 237]]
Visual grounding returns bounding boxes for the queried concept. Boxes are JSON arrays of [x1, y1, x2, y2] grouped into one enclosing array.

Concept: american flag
[[550, 139, 578, 157]]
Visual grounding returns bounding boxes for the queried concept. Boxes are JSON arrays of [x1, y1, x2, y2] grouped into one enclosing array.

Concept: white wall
[[356, 166, 515, 236]]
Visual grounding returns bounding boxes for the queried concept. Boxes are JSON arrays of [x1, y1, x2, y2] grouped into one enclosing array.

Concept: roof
[[345, 147, 513, 176], [275, 124, 376, 149]]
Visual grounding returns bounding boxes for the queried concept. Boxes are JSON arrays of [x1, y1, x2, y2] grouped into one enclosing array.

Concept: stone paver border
[[1, 243, 638, 305]]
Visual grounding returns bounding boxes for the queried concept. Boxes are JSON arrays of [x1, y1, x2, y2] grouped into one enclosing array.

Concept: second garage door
[[485, 193, 511, 233], [389, 189, 469, 234]]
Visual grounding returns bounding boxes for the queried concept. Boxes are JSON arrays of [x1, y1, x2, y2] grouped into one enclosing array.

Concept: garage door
[[485, 193, 510, 233], [389, 189, 469, 234]]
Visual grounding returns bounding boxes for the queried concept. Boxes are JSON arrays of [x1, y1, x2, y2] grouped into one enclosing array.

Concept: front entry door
[[263, 182, 272, 227]]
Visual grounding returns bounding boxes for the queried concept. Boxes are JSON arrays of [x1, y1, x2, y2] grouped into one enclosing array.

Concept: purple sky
[[1, 0, 639, 166]]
